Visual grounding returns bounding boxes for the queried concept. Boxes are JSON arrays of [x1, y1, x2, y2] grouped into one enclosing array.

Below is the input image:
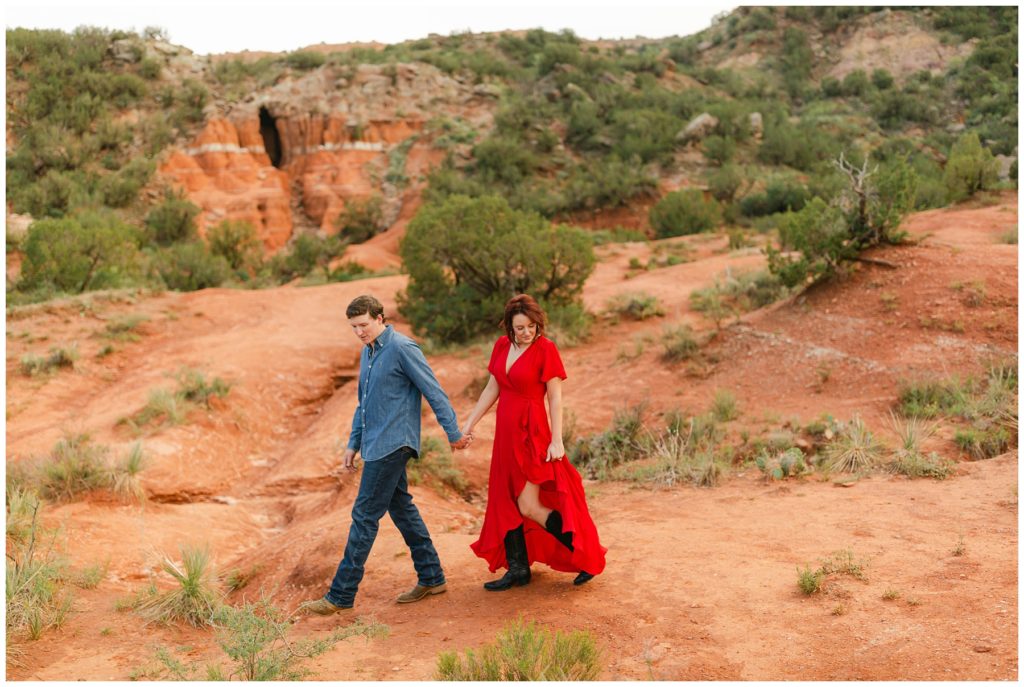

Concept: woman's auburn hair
[[502, 294, 547, 343]]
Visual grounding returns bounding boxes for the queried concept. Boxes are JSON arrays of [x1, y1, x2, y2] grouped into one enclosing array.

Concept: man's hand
[[451, 434, 473, 450], [342, 448, 358, 472]]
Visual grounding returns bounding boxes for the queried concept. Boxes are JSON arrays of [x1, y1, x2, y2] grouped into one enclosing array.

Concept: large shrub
[[153, 242, 230, 291], [145, 191, 200, 246], [398, 195, 595, 343], [649, 189, 722, 238], [336, 196, 386, 244], [19, 211, 140, 293], [943, 132, 1000, 201], [206, 220, 263, 272]]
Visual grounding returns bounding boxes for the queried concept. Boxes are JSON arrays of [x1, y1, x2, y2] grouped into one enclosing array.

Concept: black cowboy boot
[[483, 525, 531, 591], [544, 510, 574, 550], [546, 511, 596, 586]]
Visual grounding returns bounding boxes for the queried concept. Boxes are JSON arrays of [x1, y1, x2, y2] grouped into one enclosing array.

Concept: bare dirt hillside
[[5, 196, 1017, 680]]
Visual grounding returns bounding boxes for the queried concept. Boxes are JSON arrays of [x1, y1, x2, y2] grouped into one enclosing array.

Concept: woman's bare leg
[[516, 481, 552, 526]]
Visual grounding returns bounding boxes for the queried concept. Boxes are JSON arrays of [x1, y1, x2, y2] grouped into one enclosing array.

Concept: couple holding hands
[[302, 293, 606, 616]]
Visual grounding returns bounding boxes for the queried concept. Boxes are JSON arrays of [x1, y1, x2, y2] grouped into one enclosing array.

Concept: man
[[302, 295, 470, 615]]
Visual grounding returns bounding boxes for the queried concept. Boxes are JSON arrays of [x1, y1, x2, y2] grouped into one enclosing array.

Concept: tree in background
[[19, 211, 140, 294], [398, 195, 594, 343], [335, 196, 386, 244], [206, 220, 263, 273], [943, 132, 1000, 201], [145, 190, 200, 246], [649, 189, 723, 238]]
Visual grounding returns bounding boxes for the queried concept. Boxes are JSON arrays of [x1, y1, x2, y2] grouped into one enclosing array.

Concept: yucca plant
[[825, 415, 885, 473], [136, 546, 221, 627], [107, 443, 147, 501]]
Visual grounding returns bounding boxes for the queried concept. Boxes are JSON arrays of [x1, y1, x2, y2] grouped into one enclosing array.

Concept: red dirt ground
[[4, 195, 1017, 680]]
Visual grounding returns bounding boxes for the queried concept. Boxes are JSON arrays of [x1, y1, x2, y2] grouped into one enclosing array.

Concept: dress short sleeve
[[539, 337, 567, 383], [487, 337, 507, 377]]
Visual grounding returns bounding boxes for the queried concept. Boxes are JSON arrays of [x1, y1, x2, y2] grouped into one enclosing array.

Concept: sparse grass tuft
[[19, 345, 78, 376], [140, 596, 388, 680], [951, 534, 966, 557], [710, 389, 739, 422], [605, 292, 664, 321], [223, 564, 264, 593], [824, 416, 885, 474], [798, 549, 867, 596], [36, 433, 110, 501], [436, 617, 600, 681], [882, 588, 900, 601], [73, 563, 108, 589], [103, 314, 148, 341], [135, 546, 221, 627], [659, 325, 700, 363], [175, 367, 231, 408]]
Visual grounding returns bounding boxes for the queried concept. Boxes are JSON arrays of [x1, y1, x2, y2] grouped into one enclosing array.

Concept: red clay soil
[[4, 195, 1017, 680]]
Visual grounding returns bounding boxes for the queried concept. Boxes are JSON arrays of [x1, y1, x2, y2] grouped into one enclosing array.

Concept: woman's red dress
[[470, 335, 607, 576]]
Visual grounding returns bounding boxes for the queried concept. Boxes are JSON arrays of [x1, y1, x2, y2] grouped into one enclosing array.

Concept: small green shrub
[[153, 241, 230, 291], [436, 618, 600, 681], [336, 196, 386, 244], [175, 367, 231, 408], [711, 389, 739, 422], [285, 50, 326, 70], [954, 426, 1010, 460], [649, 189, 722, 238], [570, 403, 649, 480], [797, 566, 823, 595], [605, 292, 664, 321], [660, 325, 700, 363], [206, 220, 263, 272], [144, 191, 200, 246]]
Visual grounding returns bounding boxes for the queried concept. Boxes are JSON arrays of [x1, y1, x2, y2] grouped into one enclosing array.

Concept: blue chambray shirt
[[346, 325, 463, 461]]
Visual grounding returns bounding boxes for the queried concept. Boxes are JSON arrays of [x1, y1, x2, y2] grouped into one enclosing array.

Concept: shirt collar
[[369, 324, 394, 353]]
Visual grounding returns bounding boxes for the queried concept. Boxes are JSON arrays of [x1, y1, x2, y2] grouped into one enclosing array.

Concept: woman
[[463, 294, 606, 590]]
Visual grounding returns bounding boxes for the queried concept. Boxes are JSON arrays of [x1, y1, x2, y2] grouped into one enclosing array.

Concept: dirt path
[[5, 196, 1017, 680]]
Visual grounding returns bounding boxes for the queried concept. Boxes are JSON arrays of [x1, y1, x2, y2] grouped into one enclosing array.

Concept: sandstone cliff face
[[158, 63, 495, 252]]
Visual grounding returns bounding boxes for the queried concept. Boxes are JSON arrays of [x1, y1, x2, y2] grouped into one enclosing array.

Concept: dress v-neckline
[[505, 339, 534, 376]]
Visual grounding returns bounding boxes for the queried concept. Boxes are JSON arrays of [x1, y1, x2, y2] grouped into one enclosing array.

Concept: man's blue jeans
[[326, 446, 445, 608]]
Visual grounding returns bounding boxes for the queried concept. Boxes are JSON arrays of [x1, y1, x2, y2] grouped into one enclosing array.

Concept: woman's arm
[[462, 374, 500, 436], [545, 377, 565, 461]]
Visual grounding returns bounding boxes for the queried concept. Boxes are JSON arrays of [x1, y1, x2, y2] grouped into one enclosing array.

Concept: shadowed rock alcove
[[259, 107, 282, 168]]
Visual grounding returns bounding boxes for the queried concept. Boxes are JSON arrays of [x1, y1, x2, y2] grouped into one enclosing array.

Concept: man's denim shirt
[[347, 325, 462, 461]]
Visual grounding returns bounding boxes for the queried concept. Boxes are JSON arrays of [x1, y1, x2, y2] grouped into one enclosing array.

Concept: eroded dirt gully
[[5, 196, 1017, 680]]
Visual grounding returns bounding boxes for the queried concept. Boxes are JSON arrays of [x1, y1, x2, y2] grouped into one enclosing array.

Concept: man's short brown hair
[[346, 295, 385, 320]]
